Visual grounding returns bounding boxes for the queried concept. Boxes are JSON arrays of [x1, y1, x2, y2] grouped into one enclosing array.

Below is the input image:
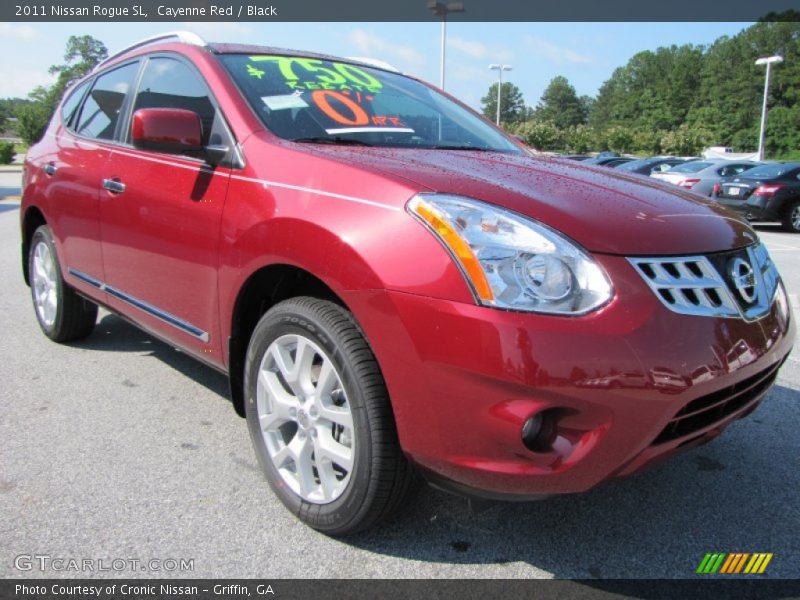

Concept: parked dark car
[[614, 156, 690, 176], [559, 154, 591, 161], [713, 162, 800, 232], [583, 156, 635, 168]]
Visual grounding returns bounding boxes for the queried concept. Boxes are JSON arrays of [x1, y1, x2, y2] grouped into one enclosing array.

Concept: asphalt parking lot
[[1, 185, 799, 579]]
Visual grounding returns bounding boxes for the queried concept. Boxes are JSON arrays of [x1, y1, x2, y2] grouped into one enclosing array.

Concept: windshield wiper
[[292, 137, 373, 146]]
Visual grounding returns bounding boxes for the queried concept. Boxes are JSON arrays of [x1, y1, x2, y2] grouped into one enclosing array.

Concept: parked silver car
[[651, 159, 760, 196]]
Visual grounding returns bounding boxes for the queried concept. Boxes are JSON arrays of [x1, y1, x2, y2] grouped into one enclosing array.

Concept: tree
[[481, 82, 526, 125], [17, 35, 108, 144], [535, 76, 587, 129]]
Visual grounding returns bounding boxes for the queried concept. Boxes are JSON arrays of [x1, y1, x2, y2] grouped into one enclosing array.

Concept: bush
[[515, 120, 562, 151], [564, 124, 595, 153], [660, 124, 713, 156], [602, 126, 636, 153], [0, 141, 16, 165]]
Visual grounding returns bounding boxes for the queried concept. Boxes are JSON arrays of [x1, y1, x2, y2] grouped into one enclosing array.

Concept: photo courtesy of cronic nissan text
[[0, 1, 799, 599]]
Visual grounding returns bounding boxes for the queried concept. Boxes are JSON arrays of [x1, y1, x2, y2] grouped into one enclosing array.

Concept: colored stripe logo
[[697, 553, 773, 574]]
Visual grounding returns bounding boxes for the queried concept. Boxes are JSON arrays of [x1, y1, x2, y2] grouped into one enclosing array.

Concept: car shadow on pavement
[[74, 313, 231, 402], [343, 385, 800, 578]]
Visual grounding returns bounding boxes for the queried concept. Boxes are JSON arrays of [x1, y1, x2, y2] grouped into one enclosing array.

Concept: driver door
[[99, 55, 234, 364]]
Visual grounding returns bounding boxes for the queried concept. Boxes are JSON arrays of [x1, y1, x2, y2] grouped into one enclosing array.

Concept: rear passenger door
[[56, 62, 140, 297], [99, 55, 233, 364]]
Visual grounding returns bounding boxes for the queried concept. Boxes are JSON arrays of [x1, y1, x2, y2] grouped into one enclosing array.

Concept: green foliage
[[602, 126, 636, 153], [481, 82, 527, 125], [17, 35, 108, 145], [589, 19, 800, 159], [564, 124, 595, 153], [0, 141, 15, 165], [535, 76, 587, 129], [515, 120, 562, 150], [660, 124, 713, 156], [764, 105, 800, 157]]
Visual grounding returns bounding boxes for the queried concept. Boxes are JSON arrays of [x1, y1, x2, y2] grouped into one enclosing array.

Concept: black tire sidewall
[[28, 226, 66, 340], [784, 201, 800, 233], [244, 302, 375, 533]]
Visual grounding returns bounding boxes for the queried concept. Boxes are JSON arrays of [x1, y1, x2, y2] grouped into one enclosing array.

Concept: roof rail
[[94, 31, 207, 71]]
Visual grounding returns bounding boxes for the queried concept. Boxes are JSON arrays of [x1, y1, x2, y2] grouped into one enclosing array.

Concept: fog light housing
[[521, 411, 558, 452]]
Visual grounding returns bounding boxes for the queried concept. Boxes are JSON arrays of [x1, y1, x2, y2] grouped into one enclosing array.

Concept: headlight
[[407, 193, 613, 315]]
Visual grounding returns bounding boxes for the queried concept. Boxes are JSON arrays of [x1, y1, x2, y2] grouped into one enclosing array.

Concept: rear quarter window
[[60, 80, 90, 129], [74, 61, 139, 141]]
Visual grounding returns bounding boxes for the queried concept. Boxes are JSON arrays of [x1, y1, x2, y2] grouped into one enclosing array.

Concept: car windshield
[[738, 164, 796, 179], [669, 161, 713, 173], [220, 54, 521, 153]]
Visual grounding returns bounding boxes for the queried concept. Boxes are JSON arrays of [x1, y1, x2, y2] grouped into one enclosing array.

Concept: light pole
[[489, 64, 512, 126], [755, 55, 783, 161], [427, 1, 465, 90]]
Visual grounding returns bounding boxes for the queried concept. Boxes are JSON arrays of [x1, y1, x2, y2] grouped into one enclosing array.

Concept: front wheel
[[244, 297, 418, 535], [28, 225, 97, 342], [781, 200, 800, 233]]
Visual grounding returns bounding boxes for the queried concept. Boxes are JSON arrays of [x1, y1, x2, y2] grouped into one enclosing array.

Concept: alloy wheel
[[256, 334, 355, 503], [32, 240, 57, 327]]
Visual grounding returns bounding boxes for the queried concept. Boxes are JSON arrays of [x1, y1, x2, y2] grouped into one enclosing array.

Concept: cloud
[[451, 64, 492, 83], [447, 36, 512, 62], [0, 66, 54, 98], [346, 29, 426, 69], [523, 35, 593, 65], [0, 23, 38, 41]]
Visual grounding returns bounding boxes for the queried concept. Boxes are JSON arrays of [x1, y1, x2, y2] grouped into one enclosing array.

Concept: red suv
[[21, 32, 794, 535]]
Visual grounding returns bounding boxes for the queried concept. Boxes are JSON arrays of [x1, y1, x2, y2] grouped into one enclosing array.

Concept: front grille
[[630, 255, 741, 318], [652, 361, 782, 445], [629, 244, 780, 321]]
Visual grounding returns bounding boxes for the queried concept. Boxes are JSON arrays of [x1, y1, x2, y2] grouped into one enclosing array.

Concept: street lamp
[[755, 55, 783, 161], [427, 1, 465, 90], [489, 64, 512, 126]]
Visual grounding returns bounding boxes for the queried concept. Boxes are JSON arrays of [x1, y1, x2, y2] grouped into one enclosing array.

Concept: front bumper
[[343, 254, 794, 499], [717, 194, 780, 221]]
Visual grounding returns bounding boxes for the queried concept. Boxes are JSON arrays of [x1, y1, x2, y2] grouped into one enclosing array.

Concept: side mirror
[[131, 108, 203, 155]]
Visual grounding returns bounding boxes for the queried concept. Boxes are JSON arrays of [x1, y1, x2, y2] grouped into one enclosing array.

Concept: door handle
[[42, 162, 57, 176], [102, 178, 126, 194]]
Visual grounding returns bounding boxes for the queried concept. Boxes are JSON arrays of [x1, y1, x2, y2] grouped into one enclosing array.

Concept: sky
[[0, 21, 754, 110]]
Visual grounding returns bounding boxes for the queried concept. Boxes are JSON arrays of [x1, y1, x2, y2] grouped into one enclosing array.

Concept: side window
[[60, 80, 90, 128], [132, 57, 218, 147], [719, 165, 748, 177], [74, 62, 139, 140]]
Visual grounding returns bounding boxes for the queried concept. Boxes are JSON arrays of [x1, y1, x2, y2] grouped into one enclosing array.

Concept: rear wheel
[[28, 225, 97, 342], [781, 200, 800, 233], [244, 297, 418, 535]]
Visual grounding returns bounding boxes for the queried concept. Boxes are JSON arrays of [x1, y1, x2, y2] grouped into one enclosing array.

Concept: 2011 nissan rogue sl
[[20, 32, 795, 535]]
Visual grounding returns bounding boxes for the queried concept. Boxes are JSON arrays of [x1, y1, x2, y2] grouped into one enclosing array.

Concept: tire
[[781, 200, 800, 233], [244, 297, 418, 535], [28, 225, 97, 342]]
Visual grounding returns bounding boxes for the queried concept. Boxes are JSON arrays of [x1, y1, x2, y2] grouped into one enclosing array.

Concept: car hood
[[301, 146, 757, 255]]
